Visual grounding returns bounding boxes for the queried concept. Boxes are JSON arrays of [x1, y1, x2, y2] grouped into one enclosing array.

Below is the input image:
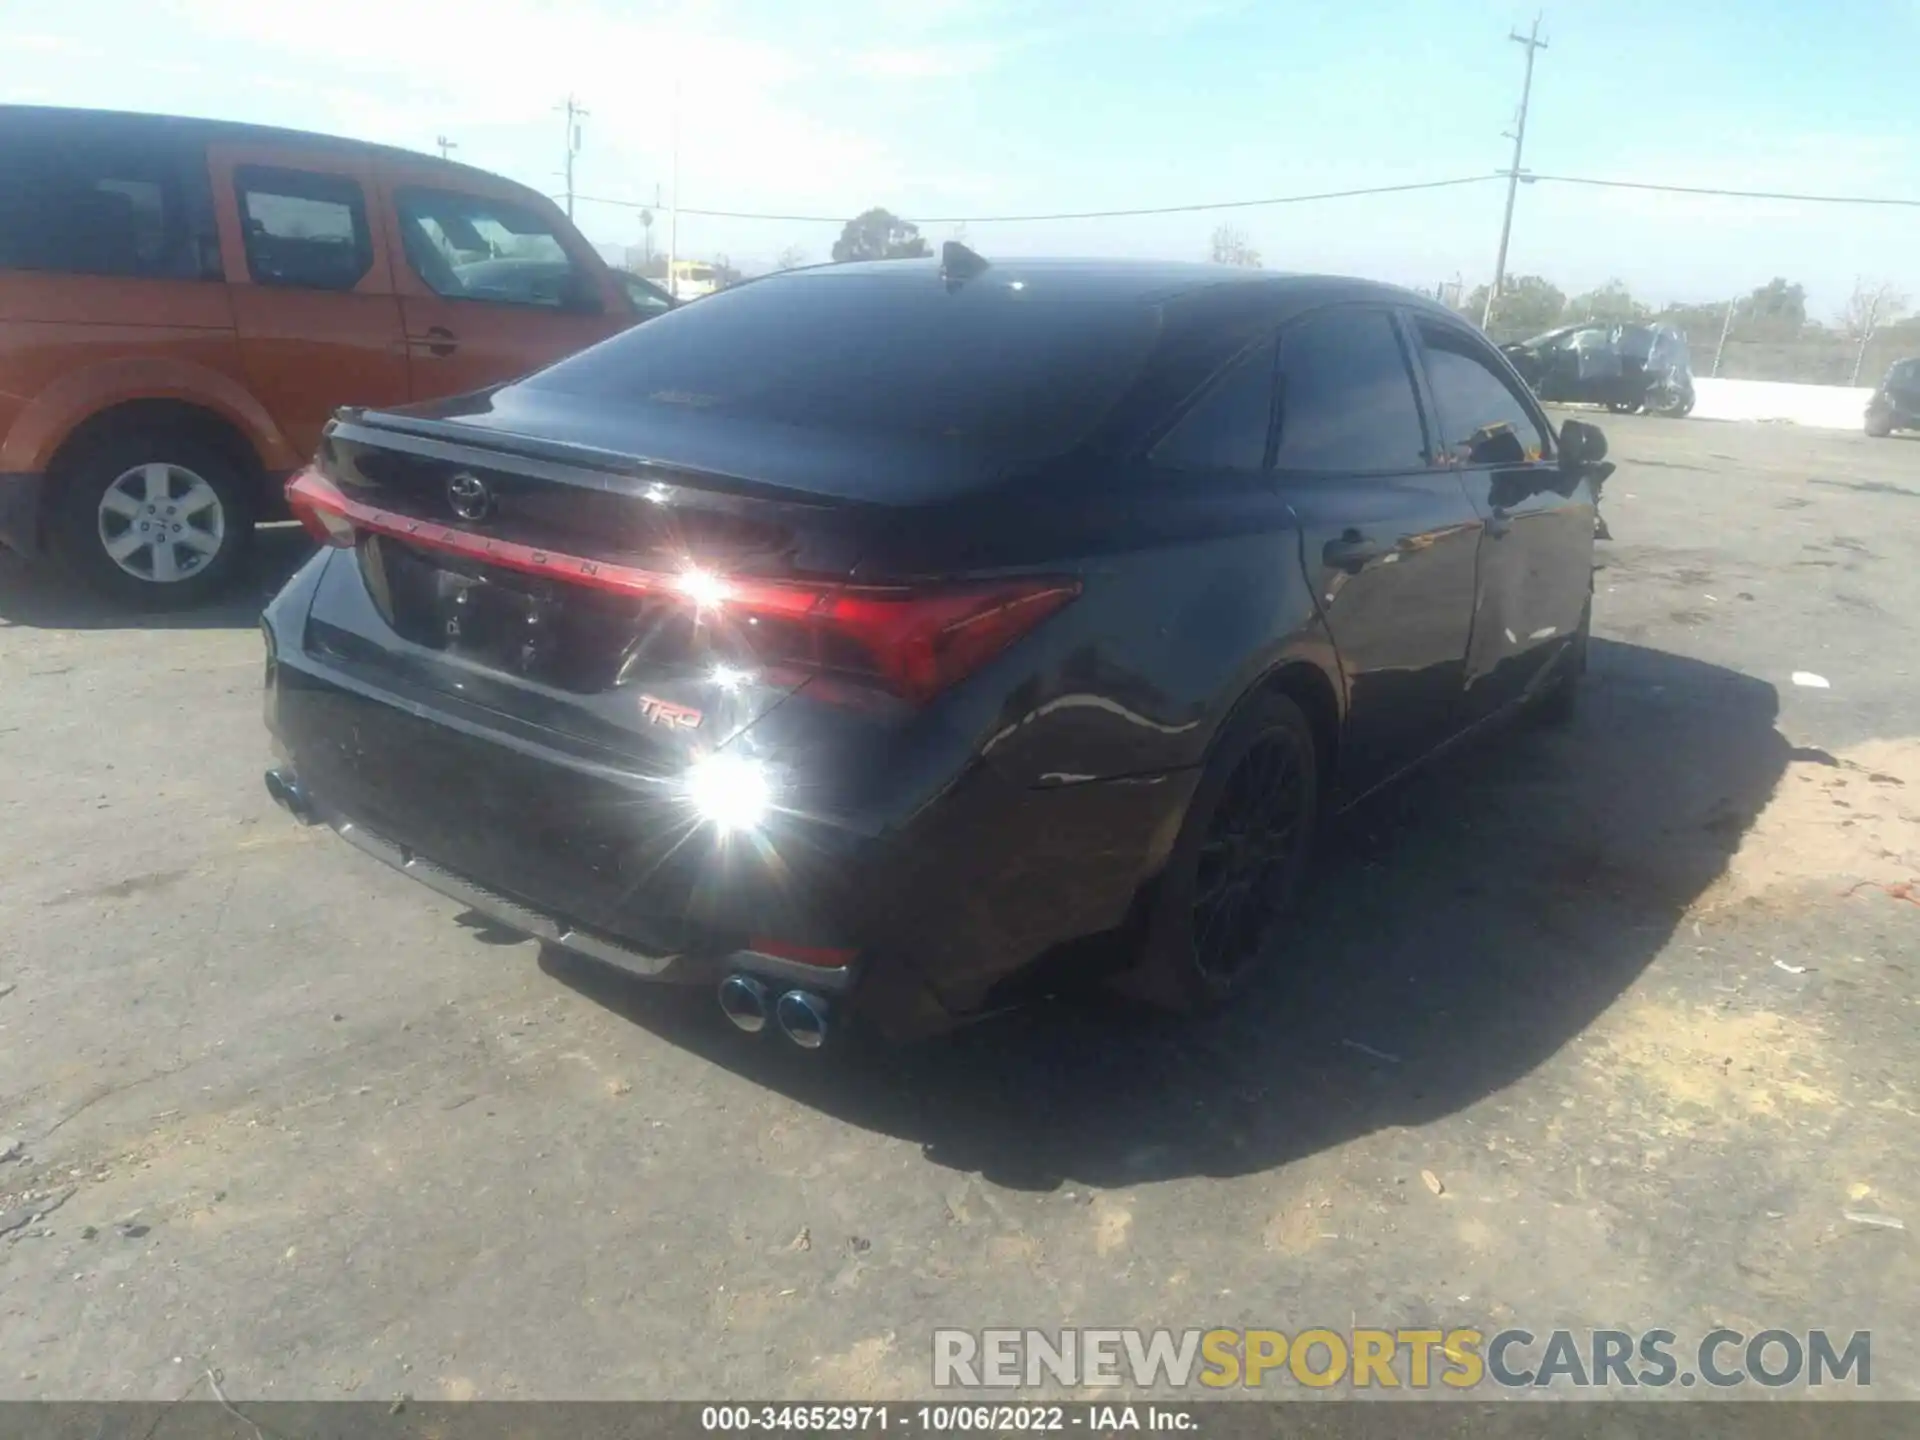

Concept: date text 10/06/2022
[[700, 1406, 1198, 1432]]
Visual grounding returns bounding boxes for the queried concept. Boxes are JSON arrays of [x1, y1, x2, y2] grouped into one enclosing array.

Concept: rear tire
[[1125, 691, 1320, 1013], [1866, 414, 1894, 439], [50, 426, 256, 611]]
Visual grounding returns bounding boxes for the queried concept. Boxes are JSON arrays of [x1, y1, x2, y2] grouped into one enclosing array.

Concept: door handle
[[422, 326, 458, 357], [1322, 529, 1385, 573]]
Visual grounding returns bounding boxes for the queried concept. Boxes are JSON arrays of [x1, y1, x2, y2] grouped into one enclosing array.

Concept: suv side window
[[1416, 319, 1551, 466], [234, 166, 374, 291], [1150, 339, 1276, 473], [1273, 308, 1428, 473], [0, 144, 212, 280], [394, 188, 592, 310]]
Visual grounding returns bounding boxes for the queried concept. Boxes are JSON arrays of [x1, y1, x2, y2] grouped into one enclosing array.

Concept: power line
[[559, 171, 1920, 229], [1529, 173, 1920, 208], [567, 174, 1501, 225]]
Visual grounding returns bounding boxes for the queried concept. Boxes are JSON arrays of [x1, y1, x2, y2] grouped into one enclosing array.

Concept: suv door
[[1270, 304, 1483, 794], [373, 162, 633, 401], [1410, 314, 1592, 722], [208, 146, 410, 463]]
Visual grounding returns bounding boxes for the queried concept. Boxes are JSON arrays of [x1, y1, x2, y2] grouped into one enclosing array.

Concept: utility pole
[[1851, 288, 1885, 386], [1712, 295, 1737, 378], [667, 80, 681, 300], [436, 135, 458, 161], [559, 95, 588, 220], [1482, 14, 1548, 332]]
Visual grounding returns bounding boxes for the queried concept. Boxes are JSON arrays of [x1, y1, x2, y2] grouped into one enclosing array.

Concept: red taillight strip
[[286, 466, 823, 612], [283, 466, 1081, 702]]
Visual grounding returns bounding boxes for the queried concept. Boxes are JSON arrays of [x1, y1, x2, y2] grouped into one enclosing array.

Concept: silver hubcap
[[96, 463, 226, 583]]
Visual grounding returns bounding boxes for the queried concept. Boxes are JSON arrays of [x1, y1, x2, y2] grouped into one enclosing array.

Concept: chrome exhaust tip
[[718, 974, 771, 1034], [773, 989, 830, 1050], [264, 768, 316, 825]]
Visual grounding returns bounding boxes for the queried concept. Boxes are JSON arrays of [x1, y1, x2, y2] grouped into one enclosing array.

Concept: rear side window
[[1273, 309, 1427, 473], [1416, 319, 1550, 466], [394, 187, 590, 309], [526, 275, 1161, 463], [0, 144, 212, 280], [1151, 340, 1275, 473], [235, 166, 373, 292]]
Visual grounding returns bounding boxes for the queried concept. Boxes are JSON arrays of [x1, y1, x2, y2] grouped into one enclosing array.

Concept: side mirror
[[1559, 418, 1608, 468]]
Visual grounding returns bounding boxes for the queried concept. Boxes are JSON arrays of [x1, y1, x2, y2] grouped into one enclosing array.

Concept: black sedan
[[262, 249, 1606, 1047]]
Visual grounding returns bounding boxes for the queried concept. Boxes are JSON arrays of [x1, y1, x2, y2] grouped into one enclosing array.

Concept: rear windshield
[[525, 272, 1161, 461]]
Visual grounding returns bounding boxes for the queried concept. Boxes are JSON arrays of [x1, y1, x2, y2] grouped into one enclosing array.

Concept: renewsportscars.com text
[[932, 1327, 1871, 1391]]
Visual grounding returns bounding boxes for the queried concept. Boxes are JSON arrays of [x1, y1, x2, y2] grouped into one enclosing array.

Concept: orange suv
[[0, 105, 671, 608]]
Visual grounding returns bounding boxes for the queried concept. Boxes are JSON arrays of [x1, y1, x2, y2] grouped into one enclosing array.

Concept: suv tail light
[[283, 466, 1078, 703]]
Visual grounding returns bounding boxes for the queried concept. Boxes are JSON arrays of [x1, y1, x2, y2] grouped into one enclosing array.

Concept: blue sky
[[7, 0, 1917, 314]]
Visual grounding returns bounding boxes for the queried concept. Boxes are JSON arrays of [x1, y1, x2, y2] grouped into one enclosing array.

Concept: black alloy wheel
[[1191, 731, 1311, 985], [1127, 690, 1320, 1012]]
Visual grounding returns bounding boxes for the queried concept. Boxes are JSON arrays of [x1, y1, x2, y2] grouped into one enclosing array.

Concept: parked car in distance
[[262, 249, 1607, 1049], [0, 105, 658, 609], [1502, 321, 1696, 417], [668, 259, 722, 301], [1864, 357, 1920, 438]]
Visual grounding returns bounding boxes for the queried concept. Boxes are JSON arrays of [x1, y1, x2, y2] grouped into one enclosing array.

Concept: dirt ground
[[0, 413, 1915, 1401]]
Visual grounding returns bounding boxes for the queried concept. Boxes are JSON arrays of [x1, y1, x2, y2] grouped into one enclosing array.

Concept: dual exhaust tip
[[264, 768, 317, 825], [719, 974, 829, 1050]]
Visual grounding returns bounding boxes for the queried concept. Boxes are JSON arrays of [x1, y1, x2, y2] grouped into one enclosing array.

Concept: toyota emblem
[[447, 471, 492, 522]]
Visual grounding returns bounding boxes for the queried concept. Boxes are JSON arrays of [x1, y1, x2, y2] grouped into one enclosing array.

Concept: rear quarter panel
[[844, 461, 1340, 790]]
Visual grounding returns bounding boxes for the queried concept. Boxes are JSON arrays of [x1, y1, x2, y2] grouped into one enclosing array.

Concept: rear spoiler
[[327, 407, 862, 510]]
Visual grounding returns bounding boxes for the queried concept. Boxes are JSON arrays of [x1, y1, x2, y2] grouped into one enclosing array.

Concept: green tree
[[1208, 225, 1262, 268], [1658, 300, 1730, 339], [1562, 279, 1648, 325], [831, 208, 930, 263], [1743, 278, 1807, 338], [1466, 275, 1566, 339]]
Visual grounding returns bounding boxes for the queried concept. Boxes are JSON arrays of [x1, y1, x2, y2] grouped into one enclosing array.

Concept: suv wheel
[[52, 429, 255, 610]]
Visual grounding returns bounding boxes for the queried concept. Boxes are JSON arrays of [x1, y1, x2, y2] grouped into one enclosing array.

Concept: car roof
[[0, 103, 501, 188], [774, 255, 1454, 313]]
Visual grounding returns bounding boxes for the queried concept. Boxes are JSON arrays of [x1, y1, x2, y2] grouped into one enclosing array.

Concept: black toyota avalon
[[262, 247, 1606, 1047]]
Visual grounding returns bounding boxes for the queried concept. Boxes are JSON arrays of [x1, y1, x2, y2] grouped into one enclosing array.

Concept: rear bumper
[[262, 575, 1197, 1040], [267, 770, 857, 996], [0, 472, 44, 558]]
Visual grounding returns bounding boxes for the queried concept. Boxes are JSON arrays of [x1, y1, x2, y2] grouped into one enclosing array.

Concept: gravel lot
[[1, 414, 1915, 1401]]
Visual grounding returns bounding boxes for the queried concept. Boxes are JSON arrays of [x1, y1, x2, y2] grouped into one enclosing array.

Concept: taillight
[[283, 464, 1078, 703], [286, 467, 356, 547], [806, 581, 1079, 702], [673, 571, 1079, 702]]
